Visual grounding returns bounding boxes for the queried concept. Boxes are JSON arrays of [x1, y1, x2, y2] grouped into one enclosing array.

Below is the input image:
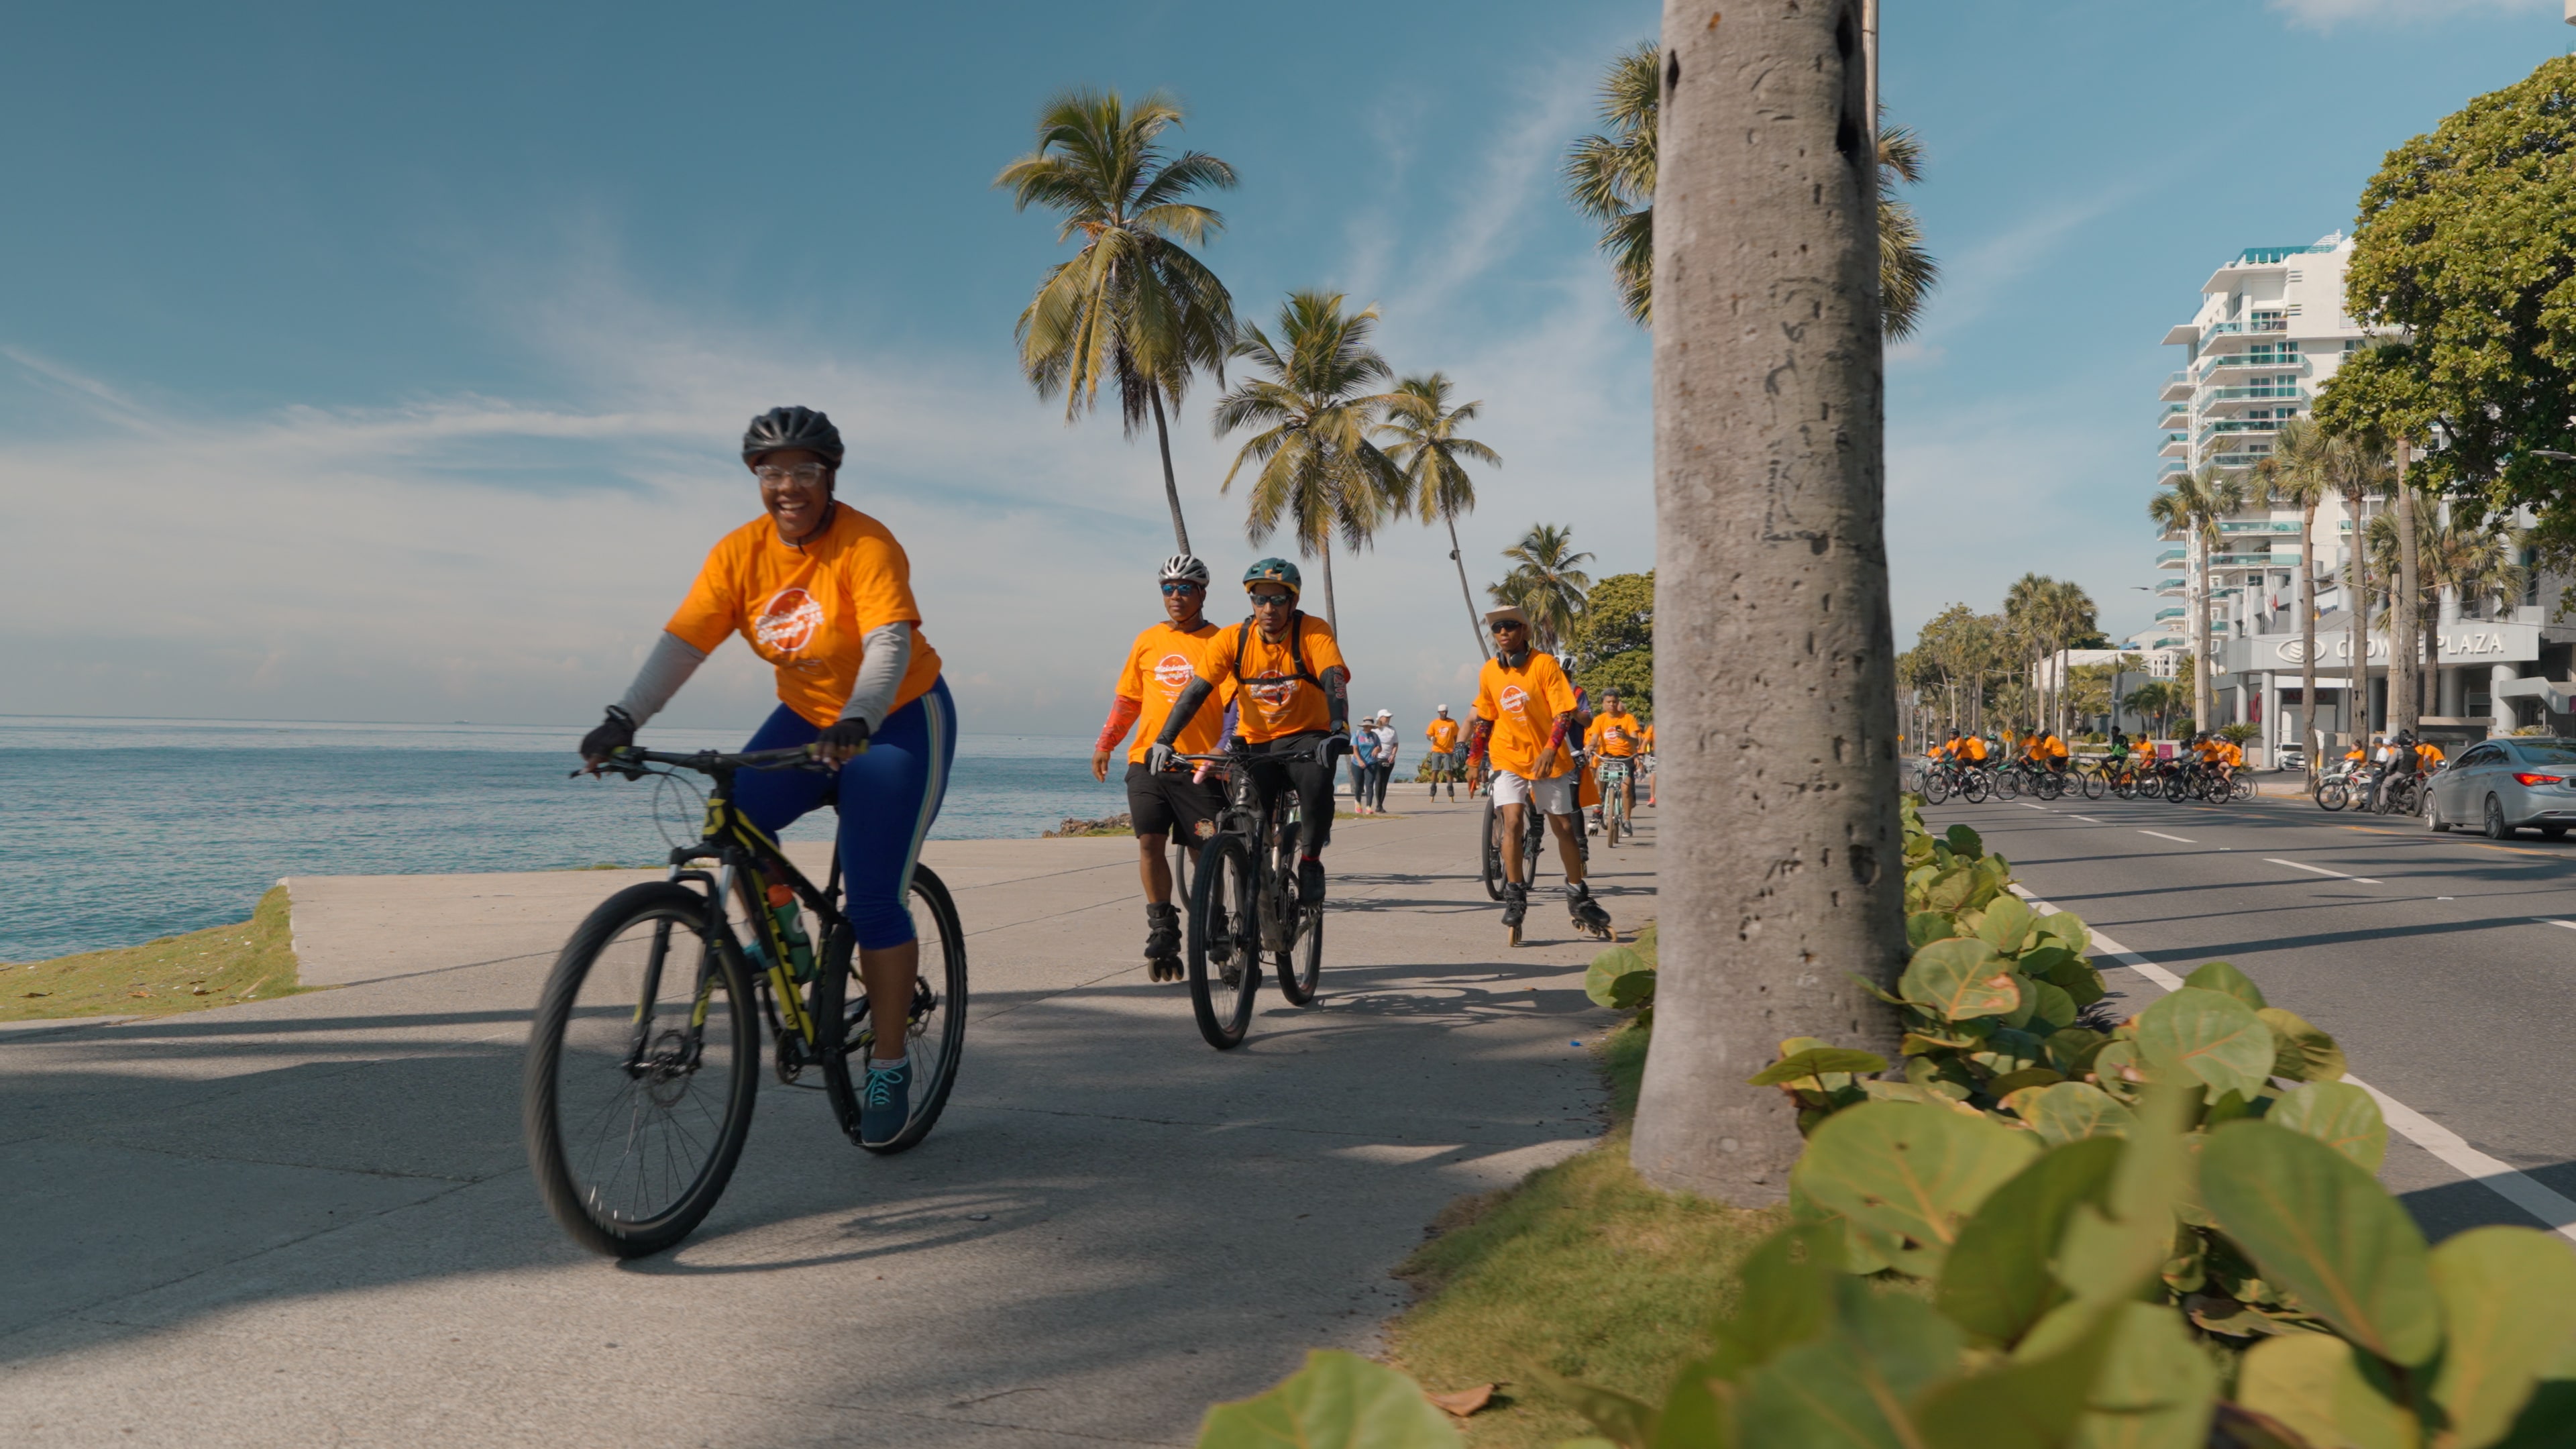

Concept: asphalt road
[[1925, 780, 2576, 1242]]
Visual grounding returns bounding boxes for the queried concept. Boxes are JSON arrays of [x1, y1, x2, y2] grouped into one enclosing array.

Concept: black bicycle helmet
[[741, 406, 845, 466]]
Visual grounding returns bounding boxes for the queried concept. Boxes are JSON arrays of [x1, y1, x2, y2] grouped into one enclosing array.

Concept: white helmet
[[1159, 553, 1210, 586]]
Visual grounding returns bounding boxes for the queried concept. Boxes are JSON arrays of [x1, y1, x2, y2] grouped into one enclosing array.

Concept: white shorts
[[1489, 769, 1577, 815]]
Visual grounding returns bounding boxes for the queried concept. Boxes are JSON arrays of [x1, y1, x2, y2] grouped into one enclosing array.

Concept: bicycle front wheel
[[1479, 794, 1505, 901], [1962, 769, 1992, 804], [1186, 835, 1261, 1049], [1924, 771, 1951, 804], [1993, 769, 2021, 800], [523, 881, 757, 1259], [816, 864, 970, 1155], [2082, 769, 2106, 800], [2318, 780, 2349, 811]]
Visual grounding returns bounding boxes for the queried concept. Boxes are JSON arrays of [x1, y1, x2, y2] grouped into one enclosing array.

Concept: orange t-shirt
[[1641, 724, 1655, 753], [1474, 651, 1579, 779], [1587, 711, 1642, 758], [1426, 717, 1462, 752], [1114, 621, 1232, 763], [664, 504, 943, 728], [1195, 614, 1350, 743]]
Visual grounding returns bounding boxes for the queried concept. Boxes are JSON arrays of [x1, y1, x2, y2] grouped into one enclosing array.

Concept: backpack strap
[[1232, 613, 1324, 689]]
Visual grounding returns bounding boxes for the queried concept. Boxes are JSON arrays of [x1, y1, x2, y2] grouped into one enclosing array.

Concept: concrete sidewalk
[[1, 796, 1648, 1448]]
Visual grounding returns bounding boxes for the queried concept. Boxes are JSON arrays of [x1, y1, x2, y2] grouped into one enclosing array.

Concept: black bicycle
[[523, 744, 969, 1257], [1177, 741, 1338, 1049]]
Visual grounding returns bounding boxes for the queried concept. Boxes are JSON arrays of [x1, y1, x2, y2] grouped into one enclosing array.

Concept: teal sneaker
[[859, 1058, 911, 1147]]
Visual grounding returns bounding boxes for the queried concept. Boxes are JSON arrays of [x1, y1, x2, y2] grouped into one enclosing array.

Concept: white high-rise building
[[2140, 234, 2571, 752]]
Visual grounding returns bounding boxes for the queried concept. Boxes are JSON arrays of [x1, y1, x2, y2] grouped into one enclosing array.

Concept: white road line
[[2139, 830, 2196, 845], [2538, 918, 2576, 933], [2267, 857, 2383, 885], [2010, 885, 2576, 1242], [2071, 816, 2104, 824], [2019, 803, 2049, 812]]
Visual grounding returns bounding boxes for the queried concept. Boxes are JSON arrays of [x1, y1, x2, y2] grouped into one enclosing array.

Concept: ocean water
[[5, 716, 1127, 962]]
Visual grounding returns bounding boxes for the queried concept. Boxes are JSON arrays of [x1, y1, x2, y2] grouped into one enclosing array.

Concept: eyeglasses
[[1161, 582, 1203, 596], [1248, 592, 1294, 608], [754, 463, 828, 485]]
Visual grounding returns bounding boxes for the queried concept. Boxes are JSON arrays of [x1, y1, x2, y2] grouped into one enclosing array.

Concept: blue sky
[[0, 0, 2567, 734]]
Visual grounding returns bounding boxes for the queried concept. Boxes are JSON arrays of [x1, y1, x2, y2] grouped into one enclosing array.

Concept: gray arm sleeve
[[837, 624, 914, 731], [614, 631, 708, 726]]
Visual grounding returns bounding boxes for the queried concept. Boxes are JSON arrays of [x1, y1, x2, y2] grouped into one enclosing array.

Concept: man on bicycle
[[1425, 706, 1464, 800], [1092, 555, 1232, 983], [1467, 606, 1613, 941], [1147, 559, 1351, 910], [578, 405, 951, 1148], [1585, 689, 1643, 831]]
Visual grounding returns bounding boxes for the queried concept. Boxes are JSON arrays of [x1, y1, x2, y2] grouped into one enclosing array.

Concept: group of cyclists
[[2324, 730, 2447, 814], [571, 405, 1662, 1138], [1915, 724, 2254, 804]]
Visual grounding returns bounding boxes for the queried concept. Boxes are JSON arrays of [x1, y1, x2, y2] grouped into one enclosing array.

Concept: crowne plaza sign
[[2223, 621, 2537, 670]]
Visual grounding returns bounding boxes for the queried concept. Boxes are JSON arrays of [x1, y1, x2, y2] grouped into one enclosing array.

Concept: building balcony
[[2208, 449, 2273, 470], [2218, 519, 2300, 535], [2159, 403, 2190, 429], [2210, 552, 2278, 568], [2157, 548, 2187, 568], [2197, 418, 2284, 450], [2194, 352, 2306, 383], [2156, 579, 2186, 597], [2160, 433, 2190, 459], [2155, 607, 2187, 622], [2161, 371, 2195, 403]]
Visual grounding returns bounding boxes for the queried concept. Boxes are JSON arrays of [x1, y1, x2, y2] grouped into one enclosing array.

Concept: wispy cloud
[[2268, 0, 2555, 29]]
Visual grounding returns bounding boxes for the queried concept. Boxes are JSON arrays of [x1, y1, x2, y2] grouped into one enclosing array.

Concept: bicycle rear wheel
[[817, 864, 970, 1155], [523, 881, 757, 1258], [1479, 794, 1505, 900], [2081, 769, 2106, 800], [1994, 769, 2021, 800], [1186, 835, 1261, 1049], [1962, 769, 1992, 804]]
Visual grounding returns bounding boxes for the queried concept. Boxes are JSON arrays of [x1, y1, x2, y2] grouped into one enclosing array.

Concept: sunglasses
[[753, 462, 828, 485], [1161, 582, 1203, 596], [1248, 592, 1295, 608]]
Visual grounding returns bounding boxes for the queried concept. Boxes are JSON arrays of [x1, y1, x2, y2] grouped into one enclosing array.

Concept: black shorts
[[1126, 761, 1225, 843]]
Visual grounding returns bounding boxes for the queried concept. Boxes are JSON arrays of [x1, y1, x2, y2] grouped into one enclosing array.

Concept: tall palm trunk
[[1444, 514, 1491, 661], [2190, 528, 2212, 734], [1630, 1, 1903, 1203], [2390, 443, 2419, 735], [2345, 486, 2369, 742], [1316, 535, 1339, 638], [1147, 389, 1191, 553], [2299, 498, 2320, 792]]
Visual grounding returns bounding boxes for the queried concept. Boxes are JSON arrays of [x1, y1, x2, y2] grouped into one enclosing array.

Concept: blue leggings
[[733, 679, 955, 950]]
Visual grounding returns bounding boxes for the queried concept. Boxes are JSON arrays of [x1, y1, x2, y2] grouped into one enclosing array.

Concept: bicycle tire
[[1479, 794, 1505, 900], [2233, 777, 2256, 802], [1924, 772, 1951, 804], [1962, 770, 1992, 804], [1994, 769, 2021, 800], [2162, 773, 2189, 804], [816, 864, 970, 1155], [1277, 894, 1323, 1006], [2037, 772, 2065, 801], [2082, 770, 2106, 800], [1186, 834, 1260, 1049], [523, 881, 758, 1259], [2318, 781, 2349, 811]]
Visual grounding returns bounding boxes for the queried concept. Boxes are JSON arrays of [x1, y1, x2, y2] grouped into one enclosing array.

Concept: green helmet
[[1242, 557, 1302, 597]]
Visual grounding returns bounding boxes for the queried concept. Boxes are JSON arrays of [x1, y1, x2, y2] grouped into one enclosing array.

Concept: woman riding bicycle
[[577, 406, 955, 1147]]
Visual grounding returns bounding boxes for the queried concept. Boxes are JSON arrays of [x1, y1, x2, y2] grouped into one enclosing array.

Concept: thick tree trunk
[[2300, 499, 2319, 793], [1148, 388, 1191, 555], [2390, 443, 2419, 735], [1631, 0, 1903, 1204], [1446, 514, 1491, 661], [1317, 535, 1339, 638]]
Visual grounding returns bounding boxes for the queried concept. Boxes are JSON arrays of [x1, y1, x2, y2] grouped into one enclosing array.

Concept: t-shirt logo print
[[1247, 672, 1299, 716], [1500, 684, 1530, 718], [1153, 653, 1194, 698], [755, 588, 824, 653]]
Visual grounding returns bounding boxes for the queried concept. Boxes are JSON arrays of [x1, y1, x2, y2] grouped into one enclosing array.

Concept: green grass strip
[[4, 886, 309, 1022]]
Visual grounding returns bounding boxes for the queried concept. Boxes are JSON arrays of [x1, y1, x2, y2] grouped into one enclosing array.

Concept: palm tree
[[2002, 574, 2052, 734], [2148, 466, 2243, 735], [1564, 45, 1939, 338], [1487, 525, 1593, 654], [997, 89, 1238, 553], [1211, 291, 1409, 635], [2324, 435, 2398, 743], [2390, 441, 2423, 735], [1377, 374, 1503, 661], [2252, 418, 2332, 788], [2369, 504, 2525, 716]]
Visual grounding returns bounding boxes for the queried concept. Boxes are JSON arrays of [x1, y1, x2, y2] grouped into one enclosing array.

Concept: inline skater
[[1424, 706, 1463, 800], [578, 406, 953, 1148], [1146, 559, 1352, 916], [1091, 555, 1231, 983], [1466, 606, 1611, 944]]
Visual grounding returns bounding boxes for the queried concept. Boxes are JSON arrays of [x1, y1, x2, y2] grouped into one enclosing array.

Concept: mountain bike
[[524, 744, 969, 1257], [1176, 738, 1342, 1049]]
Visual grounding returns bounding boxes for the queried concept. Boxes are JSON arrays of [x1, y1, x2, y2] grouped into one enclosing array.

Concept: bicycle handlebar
[[572, 743, 843, 780]]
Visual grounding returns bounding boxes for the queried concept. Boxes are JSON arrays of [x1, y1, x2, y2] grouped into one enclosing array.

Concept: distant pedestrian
[[1350, 718, 1379, 812], [1366, 710, 1398, 810]]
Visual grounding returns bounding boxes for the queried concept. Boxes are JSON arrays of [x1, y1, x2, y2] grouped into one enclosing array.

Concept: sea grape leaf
[[1943, 823, 1983, 858], [2265, 1081, 2387, 1171], [1196, 1349, 1462, 1449], [2016, 1081, 2137, 1148], [1735, 1285, 1964, 1449], [1935, 1136, 2123, 1346], [1977, 895, 2036, 953], [2257, 1006, 2348, 1083], [2033, 910, 2092, 957], [2183, 960, 2267, 1010], [1984, 1067, 2063, 1099], [2200, 1122, 2442, 1367], [2234, 1333, 2417, 1449], [2037, 955, 2108, 1007], [2134, 988, 2275, 1102], [2428, 1226, 2576, 1449], [1900, 938, 2021, 1021], [1585, 946, 1655, 1011], [1915, 1299, 2121, 1449], [2043, 1028, 2109, 1077], [2025, 979, 2078, 1033], [2015, 1299, 2215, 1449], [1790, 1102, 2041, 1278], [1907, 911, 1959, 949], [1749, 1048, 1890, 1088]]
